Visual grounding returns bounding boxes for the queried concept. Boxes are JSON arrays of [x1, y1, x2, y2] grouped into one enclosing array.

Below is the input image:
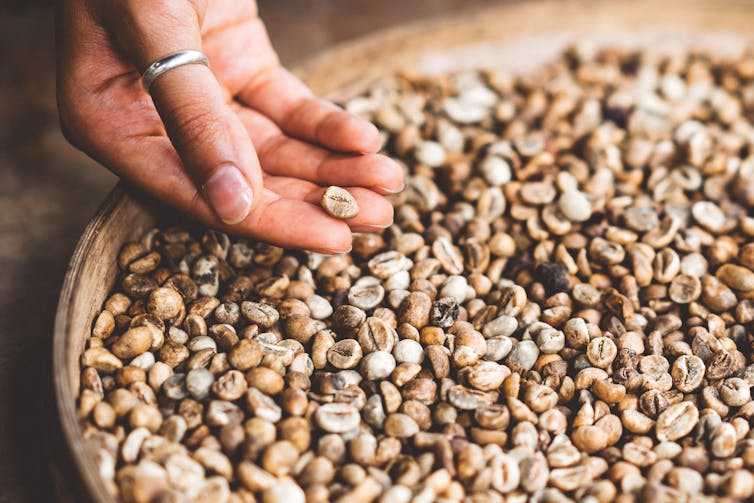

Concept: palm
[[58, 0, 401, 252]]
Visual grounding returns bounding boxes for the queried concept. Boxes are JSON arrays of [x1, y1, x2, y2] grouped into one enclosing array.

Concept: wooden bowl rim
[[53, 0, 754, 500], [54, 185, 131, 501]]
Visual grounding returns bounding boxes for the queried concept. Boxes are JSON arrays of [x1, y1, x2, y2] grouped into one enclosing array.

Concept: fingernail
[[313, 246, 352, 255], [204, 165, 253, 224], [351, 224, 389, 233]]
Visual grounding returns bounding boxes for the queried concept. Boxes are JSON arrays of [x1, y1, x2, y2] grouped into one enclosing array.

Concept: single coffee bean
[[321, 186, 359, 219]]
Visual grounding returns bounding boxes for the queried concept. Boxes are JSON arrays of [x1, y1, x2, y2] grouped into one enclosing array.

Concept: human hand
[[56, 0, 403, 253]]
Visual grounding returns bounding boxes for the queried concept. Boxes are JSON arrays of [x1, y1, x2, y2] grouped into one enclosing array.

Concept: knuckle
[[314, 108, 342, 142], [170, 107, 222, 146], [59, 121, 82, 149], [57, 100, 88, 149], [256, 134, 286, 165], [280, 97, 309, 130]]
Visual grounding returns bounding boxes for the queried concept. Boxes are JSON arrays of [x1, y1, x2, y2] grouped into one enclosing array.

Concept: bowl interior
[[54, 0, 754, 500]]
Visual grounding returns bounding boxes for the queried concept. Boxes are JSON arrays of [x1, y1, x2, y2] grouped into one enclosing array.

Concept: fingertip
[[245, 173, 263, 202], [368, 154, 405, 194], [350, 224, 390, 233], [345, 187, 395, 228], [246, 196, 354, 253], [313, 244, 353, 255]]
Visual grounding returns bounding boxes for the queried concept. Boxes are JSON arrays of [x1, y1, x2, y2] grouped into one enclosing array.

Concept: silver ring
[[141, 50, 209, 91]]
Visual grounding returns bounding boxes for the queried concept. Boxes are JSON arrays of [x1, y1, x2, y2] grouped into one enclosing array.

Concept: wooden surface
[[54, 187, 159, 503], [52, 0, 754, 501], [0, 1, 502, 501]]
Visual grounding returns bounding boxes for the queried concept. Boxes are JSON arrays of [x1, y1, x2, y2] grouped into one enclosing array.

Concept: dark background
[[0, 0, 501, 501]]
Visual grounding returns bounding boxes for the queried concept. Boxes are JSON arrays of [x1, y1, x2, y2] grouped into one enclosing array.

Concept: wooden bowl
[[53, 0, 754, 500]]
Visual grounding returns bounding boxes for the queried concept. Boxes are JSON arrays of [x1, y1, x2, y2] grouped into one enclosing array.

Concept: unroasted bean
[[591, 379, 625, 404], [430, 298, 459, 328], [241, 301, 279, 328], [305, 295, 333, 320], [719, 377, 750, 407], [521, 181, 556, 205], [368, 251, 410, 279], [92, 310, 115, 339], [465, 361, 508, 391], [321, 186, 359, 219], [147, 287, 184, 322], [348, 281, 385, 311], [112, 327, 154, 359], [669, 275, 701, 304], [82, 348, 123, 373], [482, 315, 518, 338], [245, 367, 285, 396], [393, 339, 423, 364], [358, 317, 397, 353], [655, 402, 699, 442], [327, 339, 363, 369], [211, 370, 247, 401], [490, 453, 520, 493], [716, 264, 754, 291], [398, 291, 431, 329], [520, 452, 549, 493], [559, 190, 592, 222], [621, 409, 654, 434], [432, 237, 464, 275], [185, 368, 214, 401], [262, 440, 299, 476], [384, 413, 419, 438], [671, 355, 705, 393], [332, 305, 366, 334], [415, 140, 446, 167], [360, 351, 396, 380], [448, 384, 494, 410], [692, 201, 726, 231], [571, 425, 609, 453], [506, 340, 539, 372], [498, 285, 527, 316], [586, 337, 617, 369], [81, 49, 754, 502], [315, 403, 360, 433], [228, 339, 263, 371], [725, 469, 754, 499], [245, 387, 282, 423]]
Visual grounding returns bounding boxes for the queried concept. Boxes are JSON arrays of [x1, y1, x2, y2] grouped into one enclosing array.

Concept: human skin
[[56, 0, 404, 253]]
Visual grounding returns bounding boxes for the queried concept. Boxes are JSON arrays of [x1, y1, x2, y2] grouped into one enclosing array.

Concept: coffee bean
[[321, 186, 359, 219]]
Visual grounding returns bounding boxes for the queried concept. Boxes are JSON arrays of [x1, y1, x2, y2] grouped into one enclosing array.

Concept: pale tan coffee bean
[[655, 402, 699, 442], [716, 264, 754, 291], [668, 275, 701, 304], [112, 327, 154, 359], [671, 355, 705, 393], [383, 413, 419, 438], [80, 49, 754, 503], [321, 186, 359, 219], [315, 403, 361, 433]]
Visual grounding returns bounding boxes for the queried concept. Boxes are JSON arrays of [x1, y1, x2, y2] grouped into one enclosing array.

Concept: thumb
[[100, 0, 263, 224]]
